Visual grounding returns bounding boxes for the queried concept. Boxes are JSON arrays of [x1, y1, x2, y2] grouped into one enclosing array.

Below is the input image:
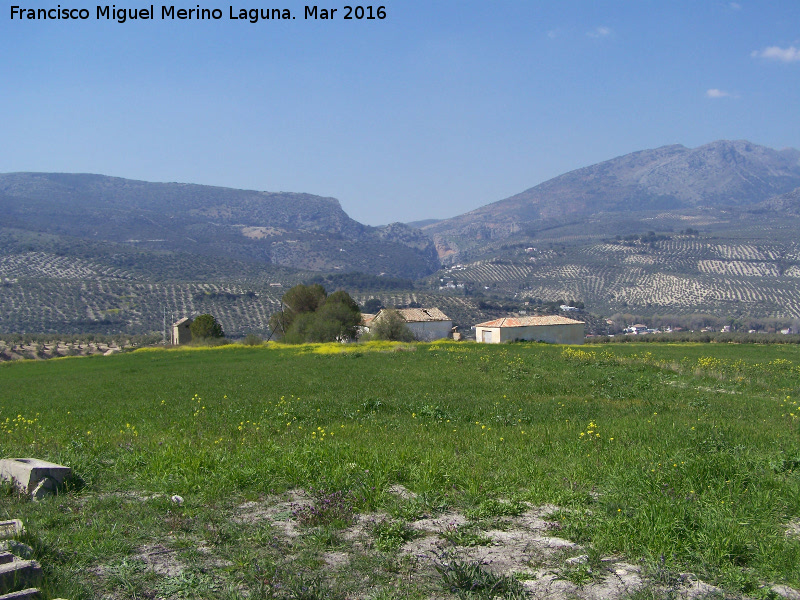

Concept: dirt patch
[[134, 543, 186, 577], [233, 490, 313, 538], [80, 490, 798, 600], [386, 483, 417, 500], [785, 519, 800, 538]]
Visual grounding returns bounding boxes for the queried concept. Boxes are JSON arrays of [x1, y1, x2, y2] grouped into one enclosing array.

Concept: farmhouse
[[372, 307, 453, 341], [358, 313, 377, 338], [172, 317, 193, 345], [474, 315, 584, 344]]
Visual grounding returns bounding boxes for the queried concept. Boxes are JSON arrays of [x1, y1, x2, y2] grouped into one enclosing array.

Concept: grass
[[1, 340, 800, 598]]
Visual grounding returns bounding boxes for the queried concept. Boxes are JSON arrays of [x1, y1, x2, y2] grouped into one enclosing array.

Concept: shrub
[[369, 309, 415, 342], [242, 333, 263, 346], [189, 314, 224, 339]]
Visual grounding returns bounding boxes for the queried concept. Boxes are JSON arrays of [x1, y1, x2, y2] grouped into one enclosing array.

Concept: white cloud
[[547, 29, 558, 39], [706, 89, 731, 98], [587, 26, 611, 38], [751, 46, 800, 62], [729, 2, 741, 10]]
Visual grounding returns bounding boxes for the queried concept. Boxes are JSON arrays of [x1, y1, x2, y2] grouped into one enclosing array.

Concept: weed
[[555, 548, 607, 586], [441, 523, 493, 547], [293, 488, 355, 528], [371, 519, 418, 551], [417, 404, 450, 421], [435, 559, 527, 599], [263, 568, 342, 600], [466, 498, 527, 520], [391, 491, 449, 520], [156, 570, 220, 597], [770, 454, 800, 474], [303, 525, 342, 549]]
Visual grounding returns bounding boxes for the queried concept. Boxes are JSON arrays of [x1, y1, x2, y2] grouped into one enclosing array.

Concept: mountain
[[425, 140, 800, 262], [761, 186, 800, 216], [0, 173, 439, 279], [3, 142, 800, 336]]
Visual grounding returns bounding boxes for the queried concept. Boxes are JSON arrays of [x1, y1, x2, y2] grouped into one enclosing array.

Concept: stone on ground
[[0, 459, 71, 499]]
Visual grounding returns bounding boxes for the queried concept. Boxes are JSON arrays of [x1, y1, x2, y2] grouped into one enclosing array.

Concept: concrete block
[[0, 589, 42, 599], [0, 560, 42, 595], [0, 459, 71, 499], [0, 543, 32, 560], [0, 554, 12, 566], [0, 522, 23, 542]]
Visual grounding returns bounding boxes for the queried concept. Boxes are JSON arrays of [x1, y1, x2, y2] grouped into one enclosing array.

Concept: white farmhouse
[[372, 307, 453, 341], [475, 315, 584, 344]]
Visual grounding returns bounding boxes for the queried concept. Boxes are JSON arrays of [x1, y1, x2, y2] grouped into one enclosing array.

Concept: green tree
[[314, 292, 361, 340], [272, 286, 361, 343], [283, 283, 326, 314], [190, 314, 224, 339], [370, 309, 415, 341], [269, 284, 327, 338], [362, 298, 384, 313]]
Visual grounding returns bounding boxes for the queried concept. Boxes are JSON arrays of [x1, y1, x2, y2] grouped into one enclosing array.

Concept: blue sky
[[1, 1, 799, 225]]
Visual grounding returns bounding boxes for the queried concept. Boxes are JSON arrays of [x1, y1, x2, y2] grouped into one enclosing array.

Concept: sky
[[1, 1, 799, 226]]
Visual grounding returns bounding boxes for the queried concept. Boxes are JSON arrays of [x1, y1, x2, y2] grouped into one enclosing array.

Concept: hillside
[[427, 219, 800, 321], [425, 140, 800, 262], [0, 173, 439, 279], [4, 141, 800, 336], [762, 186, 800, 216]]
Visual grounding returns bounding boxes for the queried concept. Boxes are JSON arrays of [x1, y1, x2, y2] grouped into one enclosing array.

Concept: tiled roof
[[385, 307, 451, 323], [397, 307, 451, 322], [475, 315, 584, 328], [173, 317, 192, 326], [361, 313, 376, 325]]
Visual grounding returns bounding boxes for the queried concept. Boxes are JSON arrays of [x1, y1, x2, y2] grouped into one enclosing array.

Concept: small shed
[[474, 315, 584, 345], [172, 317, 193, 345], [373, 307, 453, 341]]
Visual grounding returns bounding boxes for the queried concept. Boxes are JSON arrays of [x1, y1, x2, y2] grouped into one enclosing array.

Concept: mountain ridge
[[0, 172, 439, 279], [424, 140, 800, 262]]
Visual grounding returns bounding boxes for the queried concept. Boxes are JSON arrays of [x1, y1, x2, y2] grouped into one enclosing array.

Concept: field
[[444, 235, 800, 319], [4, 219, 800, 338], [0, 250, 514, 336], [2, 342, 800, 599], [431, 213, 800, 322]]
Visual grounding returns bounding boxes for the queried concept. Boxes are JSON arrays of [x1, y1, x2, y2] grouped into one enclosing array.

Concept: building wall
[[475, 323, 584, 345], [407, 320, 452, 341], [172, 322, 193, 345], [477, 327, 500, 343]]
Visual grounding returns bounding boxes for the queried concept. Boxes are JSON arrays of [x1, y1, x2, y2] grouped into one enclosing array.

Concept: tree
[[190, 314, 224, 339], [370, 309, 416, 341], [272, 286, 361, 343], [283, 283, 326, 314], [362, 298, 384, 314], [313, 292, 361, 341], [269, 284, 327, 338]]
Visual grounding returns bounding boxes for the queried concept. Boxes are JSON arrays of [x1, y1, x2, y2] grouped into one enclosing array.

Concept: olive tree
[[370, 309, 415, 341], [190, 314, 224, 339]]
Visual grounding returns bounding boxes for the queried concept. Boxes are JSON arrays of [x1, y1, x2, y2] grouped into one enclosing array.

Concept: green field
[[2, 341, 800, 599]]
